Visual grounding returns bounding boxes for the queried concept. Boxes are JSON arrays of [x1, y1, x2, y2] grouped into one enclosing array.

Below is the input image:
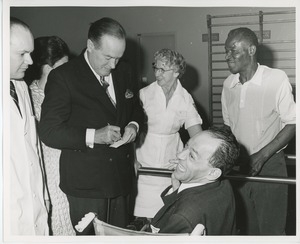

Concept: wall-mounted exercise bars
[[206, 10, 296, 126]]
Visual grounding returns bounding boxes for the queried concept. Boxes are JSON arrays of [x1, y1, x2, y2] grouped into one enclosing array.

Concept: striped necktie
[[10, 81, 22, 117], [100, 76, 116, 107]]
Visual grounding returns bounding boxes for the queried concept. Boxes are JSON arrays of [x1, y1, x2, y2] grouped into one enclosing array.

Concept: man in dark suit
[[149, 127, 240, 235], [39, 17, 144, 235]]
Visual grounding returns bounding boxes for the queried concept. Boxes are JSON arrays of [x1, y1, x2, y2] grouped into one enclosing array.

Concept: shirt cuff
[[128, 121, 139, 133], [86, 128, 95, 148]]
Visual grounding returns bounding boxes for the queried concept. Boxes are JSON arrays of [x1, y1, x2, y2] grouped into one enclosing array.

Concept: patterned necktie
[[10, 81, 22, 117], [100, 76, 116, 107]]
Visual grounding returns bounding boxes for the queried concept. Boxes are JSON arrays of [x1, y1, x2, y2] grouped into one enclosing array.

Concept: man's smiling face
[[173, 131, 221, 184]]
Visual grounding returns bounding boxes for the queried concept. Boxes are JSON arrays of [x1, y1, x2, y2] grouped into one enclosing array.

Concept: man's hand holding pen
[[94, 123, 137, 146], [94, 124, 121, 145]]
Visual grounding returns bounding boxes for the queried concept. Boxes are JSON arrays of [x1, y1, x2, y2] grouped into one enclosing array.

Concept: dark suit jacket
[[39, 52, 144, 199], [150, 180, 236, 235]]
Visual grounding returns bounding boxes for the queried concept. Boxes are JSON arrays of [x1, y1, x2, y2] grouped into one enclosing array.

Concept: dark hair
[[227, 27, 259, 48], [154, 48, 186, 78], [88, 17, 126, 48], [10, 16, 30, 31], [208, 127, 240, 175], [25, 36, 69, 82]]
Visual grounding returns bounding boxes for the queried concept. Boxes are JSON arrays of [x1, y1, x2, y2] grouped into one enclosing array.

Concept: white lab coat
[[10, 80, 49, 235]]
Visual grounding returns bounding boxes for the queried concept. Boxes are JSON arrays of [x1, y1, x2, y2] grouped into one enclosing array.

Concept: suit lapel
[[152, 182, 223, 227], [152, 188, 179, 223], [78, 54, 117, 115], [111, 69, 124, 117]]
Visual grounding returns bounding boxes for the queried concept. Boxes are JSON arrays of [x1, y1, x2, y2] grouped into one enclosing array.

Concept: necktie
[[100, 77, 116, 107], [10, 81, 22, 117]]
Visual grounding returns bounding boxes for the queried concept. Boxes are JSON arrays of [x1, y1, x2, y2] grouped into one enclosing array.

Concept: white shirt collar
[[154, 79, 185, 98], [84, 50, 100, 81], [230, 63, 262, 88], [178, 182, 206, 193], [84, 50, 112, 84]]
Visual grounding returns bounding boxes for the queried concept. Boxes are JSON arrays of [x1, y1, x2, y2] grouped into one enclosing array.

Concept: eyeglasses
[[152, 63, 174, 74]]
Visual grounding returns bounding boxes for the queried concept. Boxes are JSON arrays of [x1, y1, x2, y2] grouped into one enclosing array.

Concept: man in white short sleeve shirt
[[221, 27, 296, 235]]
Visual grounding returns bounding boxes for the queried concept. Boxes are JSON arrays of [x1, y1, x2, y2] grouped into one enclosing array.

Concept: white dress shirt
[[221, 64, 296, 155]]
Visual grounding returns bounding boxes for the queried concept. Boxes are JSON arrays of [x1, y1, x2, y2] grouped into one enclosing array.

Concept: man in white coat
[[10, 17, 49, 235]]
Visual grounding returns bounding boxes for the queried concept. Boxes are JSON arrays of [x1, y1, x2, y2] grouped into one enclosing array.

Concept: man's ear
[[206, 168, 222, 181], [248, 45, 256, 57], [87, 39, 94, 52]]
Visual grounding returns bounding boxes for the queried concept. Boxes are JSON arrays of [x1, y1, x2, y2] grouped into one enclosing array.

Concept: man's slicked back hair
[[208, 127, 240, 175], [88, 17, 126, 48]]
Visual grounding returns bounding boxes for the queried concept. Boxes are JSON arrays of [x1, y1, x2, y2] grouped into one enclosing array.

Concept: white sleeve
[[86, 128, 95, 148], [276, 78, 296, 126], [184, 94, 203, 129], [221, 87, 230, 126]]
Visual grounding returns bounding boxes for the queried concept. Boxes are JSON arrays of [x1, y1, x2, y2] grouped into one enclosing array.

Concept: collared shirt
[[166, 182, 206, 196], [10, 79, 49, 235], [139, 80, 202, 133], [178, 182, 206, 193], [221, 64, 296, 155], [84, 50, 116, 103], [84, 50, 138, 148]]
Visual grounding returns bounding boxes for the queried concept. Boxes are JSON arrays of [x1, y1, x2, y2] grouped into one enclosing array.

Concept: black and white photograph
[[2, 0, 299, 243]]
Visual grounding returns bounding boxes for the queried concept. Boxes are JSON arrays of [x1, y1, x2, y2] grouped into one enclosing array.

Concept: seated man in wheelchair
[[146, 127, 240, 234], [77, 127, 239, 235]]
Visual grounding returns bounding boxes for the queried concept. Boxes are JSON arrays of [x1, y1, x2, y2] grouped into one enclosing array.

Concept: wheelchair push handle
[[75, 212, 97, 232]]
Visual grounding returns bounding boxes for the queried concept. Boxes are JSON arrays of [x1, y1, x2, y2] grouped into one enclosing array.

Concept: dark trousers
[[234, 151, 288, 235], [67, 194, 130, 235]]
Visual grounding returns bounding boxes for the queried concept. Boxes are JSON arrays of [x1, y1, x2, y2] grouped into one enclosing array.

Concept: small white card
[[109, 133, 131, 148], [109, 138, 127, 148]]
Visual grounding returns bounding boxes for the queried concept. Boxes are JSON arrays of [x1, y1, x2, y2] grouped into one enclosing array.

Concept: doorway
[[137, 32, 176, 87]]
